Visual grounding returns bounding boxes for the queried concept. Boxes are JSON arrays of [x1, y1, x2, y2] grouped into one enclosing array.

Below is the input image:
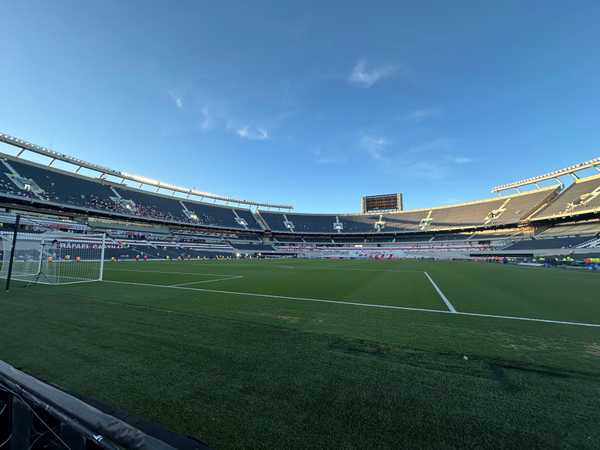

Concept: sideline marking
[[100, 279, 600, 328], [424, 271, 457, 313]]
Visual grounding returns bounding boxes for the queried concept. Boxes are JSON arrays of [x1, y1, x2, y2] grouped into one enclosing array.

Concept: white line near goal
[[424, 271, 457, 313]]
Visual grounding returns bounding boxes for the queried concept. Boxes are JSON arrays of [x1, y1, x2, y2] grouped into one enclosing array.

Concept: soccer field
[[2, 259, 600, 449]]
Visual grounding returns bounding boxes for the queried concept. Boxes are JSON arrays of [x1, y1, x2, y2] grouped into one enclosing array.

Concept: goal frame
[[1, 229, 106, 289]]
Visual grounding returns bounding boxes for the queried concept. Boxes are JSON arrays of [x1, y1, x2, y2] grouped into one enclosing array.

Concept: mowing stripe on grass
[[105, 268, 244, 277], [100, 280, 600, 328], [103, 279, 446, 313], [424, 271, 457, 313], [170, 275, 244, 287], [108, 262, 424, 274]]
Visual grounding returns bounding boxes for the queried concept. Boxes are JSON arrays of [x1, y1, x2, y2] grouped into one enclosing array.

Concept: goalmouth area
[[2, 258, 600, 448]]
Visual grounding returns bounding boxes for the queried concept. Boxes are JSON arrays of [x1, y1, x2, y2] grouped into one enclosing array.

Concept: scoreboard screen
[[361, 193, 403, 213]]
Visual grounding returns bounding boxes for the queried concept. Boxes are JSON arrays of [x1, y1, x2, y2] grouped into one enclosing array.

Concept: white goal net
[[0, 232, 105, 285]]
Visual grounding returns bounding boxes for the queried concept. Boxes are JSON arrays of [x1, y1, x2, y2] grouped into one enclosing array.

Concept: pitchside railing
[[0, 360, 210, 449], [0, 229, 105, 287]]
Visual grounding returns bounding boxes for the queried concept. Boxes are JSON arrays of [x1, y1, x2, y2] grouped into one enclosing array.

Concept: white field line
[[100, 280, 600, 328], [424, 271, 457, 313], [104, 268, 243, 277], [170, 275, 244, 287]]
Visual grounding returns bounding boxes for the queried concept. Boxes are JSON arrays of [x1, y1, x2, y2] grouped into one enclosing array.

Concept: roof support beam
[[491, 156, 600, 193]]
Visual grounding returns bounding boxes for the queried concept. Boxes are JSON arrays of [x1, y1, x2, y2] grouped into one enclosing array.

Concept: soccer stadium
[[1, 131, 600, 449], [3, 3, 600, 449]]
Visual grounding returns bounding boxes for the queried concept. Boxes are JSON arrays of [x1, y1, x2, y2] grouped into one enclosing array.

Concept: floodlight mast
[[0, 132, 293, 210], [490, 156, 600, 193]]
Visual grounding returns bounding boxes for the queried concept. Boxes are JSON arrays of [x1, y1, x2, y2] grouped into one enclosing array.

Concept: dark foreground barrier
[[0, 360, 210, 450]]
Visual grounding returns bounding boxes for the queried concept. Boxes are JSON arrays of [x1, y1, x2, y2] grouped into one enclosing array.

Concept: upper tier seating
[[538, 221, 600, 237], [0, 156, 261, 231], [259, 211, 339, 233], [504, 236, 593, 251], [257, 187, 557, 234], [532, 175, 600, 220], [234, 209, 263, 230]]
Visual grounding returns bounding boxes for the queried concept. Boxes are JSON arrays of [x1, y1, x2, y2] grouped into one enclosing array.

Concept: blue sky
[[1, 1, 600, 213]]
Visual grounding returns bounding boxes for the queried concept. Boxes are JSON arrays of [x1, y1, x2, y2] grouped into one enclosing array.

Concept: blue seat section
[[182, 201, 245, 229], [338, 215, 379, 232], [258, 211, 288, 231], [504, 236, 592, 250], [112, 186, 189, 222], [234, 209, 262, 230], [0, 157, 257, 230], [3, 158, 117, 210]]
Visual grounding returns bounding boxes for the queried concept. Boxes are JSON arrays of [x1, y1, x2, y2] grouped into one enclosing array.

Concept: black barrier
[[0, 360, 210, 450]]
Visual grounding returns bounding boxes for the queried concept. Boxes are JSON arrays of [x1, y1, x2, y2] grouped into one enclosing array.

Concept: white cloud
[[168, 90, 184, 109], [236, 126, 269, 141], [407, 160, 450, 181], [349, 60, 397, 88], [312, 147, 346, 165], [405, 108, 442, 122], [405, 138, 452, 156], [449, 155, 473, 164], [360, 135, 389, 160], [200, 106, 214, 131]]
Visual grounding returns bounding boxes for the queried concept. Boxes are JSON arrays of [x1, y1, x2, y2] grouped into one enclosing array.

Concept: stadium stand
[[229, 241, 275, 252], [432, 233, 473, 241], [303, 236, 334, 243], [1, 138, 599, 261], [0, 155, 262, 231], [257, 187, 558, 234], [533, 174, 600, 220], [273, 235, 304, 243], [234, 209, 263, 229], [537, 220, 600, 237], [258, 211, 340, 233], [338, 215, 380, 233], [503, 236, 594, 251], [364, 235, 395, 243]]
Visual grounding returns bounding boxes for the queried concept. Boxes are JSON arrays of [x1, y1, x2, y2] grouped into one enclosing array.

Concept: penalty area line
[[100, 279, 600, 328], [424, 271, 457, 313]]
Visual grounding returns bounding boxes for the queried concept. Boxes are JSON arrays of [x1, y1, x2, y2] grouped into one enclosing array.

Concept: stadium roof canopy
[[0, 132, 293, 210], [491, 156, 600, 193]]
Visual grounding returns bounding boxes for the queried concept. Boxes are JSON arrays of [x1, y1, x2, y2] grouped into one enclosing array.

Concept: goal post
[[1, 231, 106, 286]]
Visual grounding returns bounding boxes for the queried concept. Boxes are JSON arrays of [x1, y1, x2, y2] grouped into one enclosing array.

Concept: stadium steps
[[253, 210, 271, 230]]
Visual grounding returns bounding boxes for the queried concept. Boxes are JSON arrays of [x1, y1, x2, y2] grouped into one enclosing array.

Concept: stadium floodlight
[[491, 156, 600, 193], [0, 131, 294, 210]]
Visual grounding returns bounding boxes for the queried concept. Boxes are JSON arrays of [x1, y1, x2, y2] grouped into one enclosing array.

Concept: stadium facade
[[1, 132, 600, 261]]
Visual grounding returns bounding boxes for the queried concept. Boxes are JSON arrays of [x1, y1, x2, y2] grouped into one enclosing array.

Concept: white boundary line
[[100, 280, 600, 328], [170, 275, 244, 287], [424, 271, 457, 313]]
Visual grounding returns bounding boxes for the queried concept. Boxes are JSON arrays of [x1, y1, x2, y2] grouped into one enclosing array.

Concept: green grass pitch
[[1, 258, 600, 449]]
